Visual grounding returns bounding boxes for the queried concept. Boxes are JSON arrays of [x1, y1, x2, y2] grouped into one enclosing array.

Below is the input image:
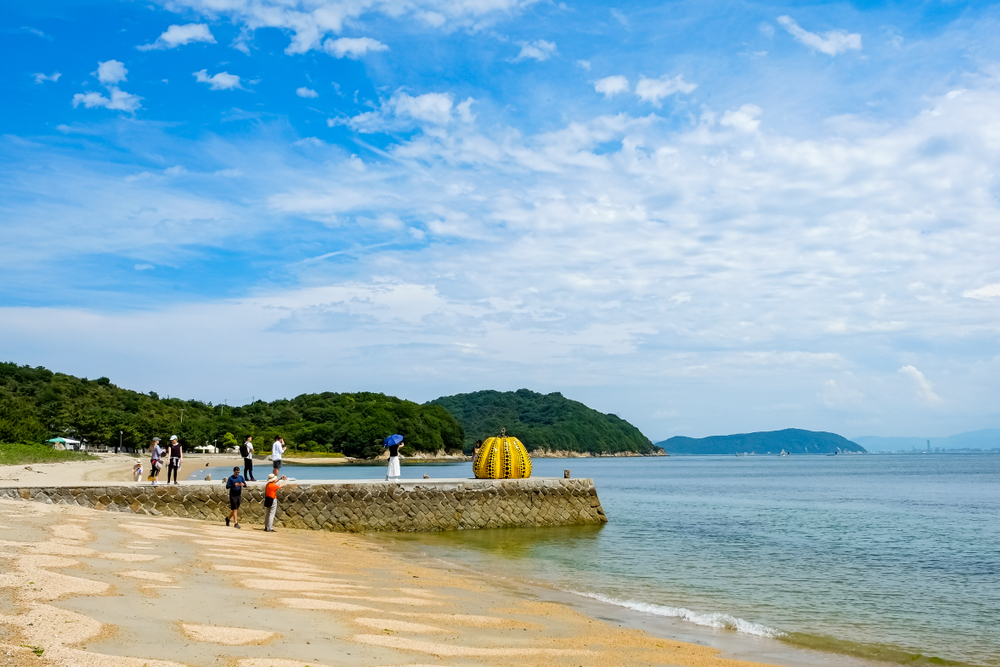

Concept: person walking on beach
[[166, 435, 183, 485], [263, 473, 287, 532], [240, 436, 256, 482], [226, 466, 246, 528], [271, 436, 284, 477], [149, 437, 163, 486]]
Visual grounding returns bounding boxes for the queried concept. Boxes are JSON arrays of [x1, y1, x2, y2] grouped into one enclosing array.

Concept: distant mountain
[[428, 389, 657, 455], [656, 428, 866, 455], [853, 429, 1000, 452]]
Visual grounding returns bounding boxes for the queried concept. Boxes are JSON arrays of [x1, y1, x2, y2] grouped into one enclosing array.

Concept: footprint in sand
[[179, 622, 278, 645], [353, 617, 449, 634]]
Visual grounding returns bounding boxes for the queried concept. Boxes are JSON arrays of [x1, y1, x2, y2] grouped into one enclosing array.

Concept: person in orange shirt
[[263, 473, 287, 532]]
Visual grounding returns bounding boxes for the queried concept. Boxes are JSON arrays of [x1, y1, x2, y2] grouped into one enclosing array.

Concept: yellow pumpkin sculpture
[[473, 428, 532, 479]]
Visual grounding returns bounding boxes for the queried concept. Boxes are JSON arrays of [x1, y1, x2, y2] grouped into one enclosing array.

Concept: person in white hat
[[263, 473, 287, 532]]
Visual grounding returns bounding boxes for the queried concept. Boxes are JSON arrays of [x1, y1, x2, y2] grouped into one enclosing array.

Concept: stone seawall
[[0, 477, 607, 532]]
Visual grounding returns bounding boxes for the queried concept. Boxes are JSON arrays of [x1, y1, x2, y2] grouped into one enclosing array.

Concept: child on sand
[[132, 461, 143, 482], [263, 473, 287, 532]]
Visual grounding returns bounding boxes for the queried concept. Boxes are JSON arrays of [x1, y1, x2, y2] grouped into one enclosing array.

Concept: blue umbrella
[[383, 434, 404, 447]]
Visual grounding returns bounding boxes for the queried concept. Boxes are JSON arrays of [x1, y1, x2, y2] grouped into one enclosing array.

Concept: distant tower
[[927, 439, 930, 453]]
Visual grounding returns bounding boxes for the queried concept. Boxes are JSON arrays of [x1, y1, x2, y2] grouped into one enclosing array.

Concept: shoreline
[[0, 456, 951, 667], [370, 535, 899, 667], [1, 493, 797, 667]]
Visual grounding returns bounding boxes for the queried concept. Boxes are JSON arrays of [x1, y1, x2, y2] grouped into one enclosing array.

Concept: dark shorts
[[273, 459, 282, 469], [229, 494, 242, 510]]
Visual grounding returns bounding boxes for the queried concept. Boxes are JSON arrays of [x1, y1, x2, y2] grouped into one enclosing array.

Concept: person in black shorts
[[240, 436, 256, 481], [225, 466, 246, 529]]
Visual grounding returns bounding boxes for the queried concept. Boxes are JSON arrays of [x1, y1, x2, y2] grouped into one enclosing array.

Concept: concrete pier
[[0, 477, 608, 532]]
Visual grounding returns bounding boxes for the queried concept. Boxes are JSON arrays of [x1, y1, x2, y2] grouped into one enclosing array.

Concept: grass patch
[[0, 442, 97, 466]]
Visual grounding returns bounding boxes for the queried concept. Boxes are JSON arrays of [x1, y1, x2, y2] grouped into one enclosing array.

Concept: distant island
[[428, 389, 659, 456], [656, 428, 866, 455]]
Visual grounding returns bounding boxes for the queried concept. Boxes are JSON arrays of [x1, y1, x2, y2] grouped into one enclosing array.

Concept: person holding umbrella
[[383, 434, 404, 481]]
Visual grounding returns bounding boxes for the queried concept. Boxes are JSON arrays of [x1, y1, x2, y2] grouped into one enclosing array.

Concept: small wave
[[567, 590, 786, 639]]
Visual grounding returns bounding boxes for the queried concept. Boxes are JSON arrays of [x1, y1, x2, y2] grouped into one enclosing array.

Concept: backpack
[[239, 442, 249, 458]]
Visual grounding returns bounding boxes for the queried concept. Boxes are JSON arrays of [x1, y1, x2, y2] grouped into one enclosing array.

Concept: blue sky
[[3, 0, 1000, 440]]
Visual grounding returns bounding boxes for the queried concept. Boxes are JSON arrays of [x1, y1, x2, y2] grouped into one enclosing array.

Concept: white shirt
[[245, 440, 254, 455], [272, 440, 284, 460]]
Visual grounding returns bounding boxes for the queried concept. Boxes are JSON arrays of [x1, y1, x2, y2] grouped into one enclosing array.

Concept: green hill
[[0, 362, 463, 459], [656, 428, 866, 455], [428, 389, 656, 455]]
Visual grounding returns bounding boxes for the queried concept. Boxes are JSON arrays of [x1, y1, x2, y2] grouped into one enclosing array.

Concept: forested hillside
[[429, 389, 656, 455], [0, 362, 463, 458]]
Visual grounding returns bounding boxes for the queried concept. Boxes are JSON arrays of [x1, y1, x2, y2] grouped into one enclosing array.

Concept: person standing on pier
[[241, 435, 256, 482], [263, 473, 287, 532], [149, 437, 163, 486], [166, 435, 183, 485], [271, 436, 284, 477], [383, 434, 403, 482]]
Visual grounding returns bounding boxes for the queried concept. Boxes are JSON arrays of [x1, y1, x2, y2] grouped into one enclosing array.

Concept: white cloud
[[514, 40, 557, 62], [635, 74, 696, 106], [332, 91, 460, 132], [96, 60, 128, 85], [134, 264, 154, 271], [72, 87, 142, 112], [193, 69, 244, 90], [576, 60, 591, 70], [777, 16, 862, 56], [296, 87, 319, 98], [595, 75, 629, 98], [13, 71, 1000, 437], [720, 104, 762, 132], [820, 379, 863, 407], [161, 0, 533, 54], [322, 36, 388, 59], [137, 23, 215, 50], [33, 72, 61, 84], [899, 366, 943, 405], [963, 284, 1000, 300]]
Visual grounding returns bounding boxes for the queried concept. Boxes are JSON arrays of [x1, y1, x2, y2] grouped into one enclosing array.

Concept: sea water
[[201, 455, 1000, 666]]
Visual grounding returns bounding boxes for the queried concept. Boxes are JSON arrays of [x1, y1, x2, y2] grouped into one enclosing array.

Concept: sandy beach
[[0, 490, 799, 667], [0, 453, 360, 488]]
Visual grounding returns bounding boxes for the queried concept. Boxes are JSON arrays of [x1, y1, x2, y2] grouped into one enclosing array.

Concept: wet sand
[[0, 494, 808, 667]]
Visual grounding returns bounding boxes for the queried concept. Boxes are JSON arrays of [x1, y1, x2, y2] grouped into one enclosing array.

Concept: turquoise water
[[201, 455, 1000, 666]]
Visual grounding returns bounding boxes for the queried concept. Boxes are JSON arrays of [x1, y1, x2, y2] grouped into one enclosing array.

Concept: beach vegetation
[[429, 388, 655, 456], [0, 442, 96, 465], [0, 362, 464, 459]]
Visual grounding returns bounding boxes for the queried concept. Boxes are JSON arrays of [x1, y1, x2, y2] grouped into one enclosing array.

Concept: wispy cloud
[[777, 16, 862, 55], [595, 75, 629, 98], [514, 40, 557, 62], [635, 74, 696, 106], [193, 69, 244, 90], [322, 36, 388, 59], [33, 72, 61, 84], [296, 87, 318, 98], [899, 365, 942, 406], [137, 23, 215, 51]]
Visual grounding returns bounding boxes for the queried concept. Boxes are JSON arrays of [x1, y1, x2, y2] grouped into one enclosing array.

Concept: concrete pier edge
[[0, 477, 608, 532]]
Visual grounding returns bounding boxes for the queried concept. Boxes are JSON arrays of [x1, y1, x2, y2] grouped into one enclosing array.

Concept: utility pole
[[180, 408, 185, 425], [118, 430, 122, 454]]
